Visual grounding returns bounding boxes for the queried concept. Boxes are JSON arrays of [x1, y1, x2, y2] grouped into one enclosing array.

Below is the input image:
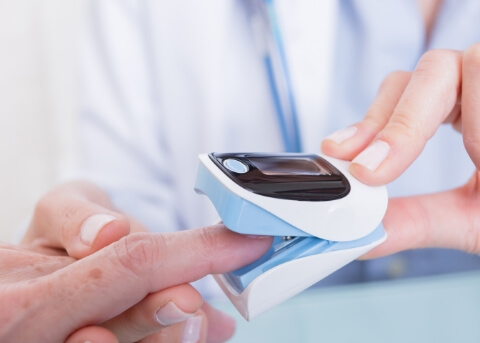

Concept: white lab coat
[[81, 0, 341, 232]]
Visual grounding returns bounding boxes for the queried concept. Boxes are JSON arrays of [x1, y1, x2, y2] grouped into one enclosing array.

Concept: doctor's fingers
[[21, 181, 131, 259], [34, 227, 271, 341], [323, 49, 463, 186], [362, 171, 480, 259], [460, 43, 480, 169], [322, 70, 411, 160], [101, 284, 205, 343]]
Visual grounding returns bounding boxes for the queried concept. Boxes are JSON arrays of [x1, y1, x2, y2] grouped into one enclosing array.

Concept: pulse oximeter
[[194, 153, 388, 320]]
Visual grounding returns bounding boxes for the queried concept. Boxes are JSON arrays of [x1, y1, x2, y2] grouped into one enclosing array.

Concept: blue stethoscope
[[250, 0, 302, 153]]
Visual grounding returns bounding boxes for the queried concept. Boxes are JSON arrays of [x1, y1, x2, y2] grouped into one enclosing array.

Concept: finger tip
[[321, 140, 353, 160], [65, 326, 118, 343], [219, 315, 236, 341], [348, 163, 376, 185], [358, 245, 386, 260], [221, 224, 274, 246], [349, 162, 394, 186], [244, 234, 274, 251], [320, 139, 337, 155], [203, 306, 236, 343]]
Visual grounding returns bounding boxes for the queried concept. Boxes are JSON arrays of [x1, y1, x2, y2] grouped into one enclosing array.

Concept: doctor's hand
[[322, 44, 480, 256], [10, 182, 272, 343]]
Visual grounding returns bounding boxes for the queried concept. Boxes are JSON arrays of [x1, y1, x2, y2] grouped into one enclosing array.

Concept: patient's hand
[[4, 181, 271, 343]]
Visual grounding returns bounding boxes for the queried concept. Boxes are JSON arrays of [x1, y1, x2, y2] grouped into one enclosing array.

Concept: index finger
[[351, 50, 462, 185], [31, 225, 272, 341]]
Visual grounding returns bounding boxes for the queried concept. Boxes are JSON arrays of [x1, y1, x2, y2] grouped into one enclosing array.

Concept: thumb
[[35, 225, 272, 341], [65, 326, 118, 343], [22, 181, 131, 259], [363, 178, 480, 259]]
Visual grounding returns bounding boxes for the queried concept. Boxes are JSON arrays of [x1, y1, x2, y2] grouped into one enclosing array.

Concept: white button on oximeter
[[195, 153, 388, 320], [223, 158, 249, 174]]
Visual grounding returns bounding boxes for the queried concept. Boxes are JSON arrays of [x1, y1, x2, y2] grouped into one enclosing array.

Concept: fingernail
[[325, 126, 358, 144], [352, 140, 390, 171], [181, 315, 203, 343], [80, 214, 116, 246], [246, 234, 270, 239], [155, 301, 195, 326]]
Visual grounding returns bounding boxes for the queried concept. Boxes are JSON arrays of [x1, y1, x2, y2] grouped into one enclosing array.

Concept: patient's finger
[[26, 225, 271, 342], [0, 245, 74, 282]]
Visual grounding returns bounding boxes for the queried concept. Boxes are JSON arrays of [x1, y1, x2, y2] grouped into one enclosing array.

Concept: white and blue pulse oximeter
[[195, 153, 388, 320]]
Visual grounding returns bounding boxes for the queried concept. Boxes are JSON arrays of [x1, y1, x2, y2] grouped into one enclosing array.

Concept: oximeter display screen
[[248, 156, 331, 176], [210, 153, 350, 201]]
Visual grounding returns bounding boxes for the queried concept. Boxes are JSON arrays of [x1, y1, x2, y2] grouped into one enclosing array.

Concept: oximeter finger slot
[[224, 236, 331, 293]]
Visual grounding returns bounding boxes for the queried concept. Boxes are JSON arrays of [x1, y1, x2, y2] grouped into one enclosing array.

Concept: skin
[[1, 182, 272, 342], [322, 43, 480, 257]]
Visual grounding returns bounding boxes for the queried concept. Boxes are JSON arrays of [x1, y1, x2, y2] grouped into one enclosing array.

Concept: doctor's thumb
[[361, 186, 480, 259]]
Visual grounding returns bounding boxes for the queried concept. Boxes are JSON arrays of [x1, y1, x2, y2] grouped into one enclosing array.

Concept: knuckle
[[418, 49, 443, 64], [32, 194, 53, 224], [416, 49, 461, 80], [380, 70, 411, 89], [194, 227, 225, 269], [463, 135, 480, 161], [385, 111, 423, 142], [32, 192, 81, 238], [363, 115, 386, 132], [418, 49, 459, 67], [110, 233, 163, 277], [0, 285, 36, 337], [58, 203, 84, 244], [463, 42, 480, 69], [365, 71, 412, 132]]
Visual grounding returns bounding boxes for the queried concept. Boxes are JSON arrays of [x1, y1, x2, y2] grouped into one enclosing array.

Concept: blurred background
[[0, 0, 85, 242]]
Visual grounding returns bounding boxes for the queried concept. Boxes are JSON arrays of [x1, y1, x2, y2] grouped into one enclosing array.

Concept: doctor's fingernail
[[181, 315, 203, 343], [325, 126, 358, 144], [352, 140, 390, 171], [155, 301, 195, 326], [80, 214, 116, 246]]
